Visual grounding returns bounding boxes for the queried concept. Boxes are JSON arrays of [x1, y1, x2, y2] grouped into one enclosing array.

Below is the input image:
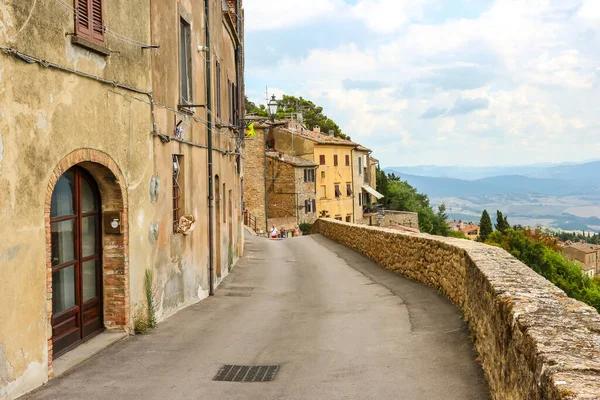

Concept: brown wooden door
[[50, 167, 103, 358]]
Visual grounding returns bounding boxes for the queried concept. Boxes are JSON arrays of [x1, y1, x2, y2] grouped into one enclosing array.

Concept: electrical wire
[[50, 0, 157, 48]]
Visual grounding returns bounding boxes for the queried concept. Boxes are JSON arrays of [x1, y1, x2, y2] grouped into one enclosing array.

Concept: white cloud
[[245, 0, 600, 166], [244, 0, 344, 32], [350, 0, 431, 34]]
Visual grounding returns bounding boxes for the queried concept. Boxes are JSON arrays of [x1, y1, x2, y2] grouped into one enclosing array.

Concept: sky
[[243, 0, 600, 168]]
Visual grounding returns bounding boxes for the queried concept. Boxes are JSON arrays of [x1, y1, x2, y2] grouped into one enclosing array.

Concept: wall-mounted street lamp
[[268, 94, 280, 121]]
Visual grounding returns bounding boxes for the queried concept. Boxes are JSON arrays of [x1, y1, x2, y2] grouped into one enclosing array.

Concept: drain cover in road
[[213, 365, 280, 382]]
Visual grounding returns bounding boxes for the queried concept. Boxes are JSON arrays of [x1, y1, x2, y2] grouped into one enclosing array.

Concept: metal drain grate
[[213, 365, 280, 382]]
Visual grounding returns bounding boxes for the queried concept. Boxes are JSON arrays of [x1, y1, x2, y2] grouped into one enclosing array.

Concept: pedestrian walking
[[270, 225, 278, 239]]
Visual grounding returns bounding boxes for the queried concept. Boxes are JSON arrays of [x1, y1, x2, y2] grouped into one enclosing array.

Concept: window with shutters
[[358, 156, 363, 175], [216, 61, 222, 120], [345, 155, 350, 166], [319, 155, 325, 165], [334, 155, 338, 166], [346, 216, 352, 223], [304, 169, 315, 183], [227, 78, 232, 124], [74, 0, 104, 46], [346, 183, 353, 196], [334, 184, 342, 198], [179, 18, 192, 106]]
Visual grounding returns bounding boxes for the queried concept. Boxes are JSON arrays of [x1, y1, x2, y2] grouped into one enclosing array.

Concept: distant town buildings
[[448, 220, 480, 240], [562, 242, 600, 278]]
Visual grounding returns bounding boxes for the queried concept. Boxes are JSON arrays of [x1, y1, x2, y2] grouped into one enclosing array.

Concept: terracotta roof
[[565, 242, 600, 253], [279, 127, 359, 147], [266, 151, 317, 167], [461, 226, 480, 233], [355, 145, 372, 152]]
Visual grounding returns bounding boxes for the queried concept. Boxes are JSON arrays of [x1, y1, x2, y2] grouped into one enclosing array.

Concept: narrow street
[[25, 235, 489, 400]]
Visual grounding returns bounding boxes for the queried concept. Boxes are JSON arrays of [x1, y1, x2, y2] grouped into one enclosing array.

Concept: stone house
[[448, 221, 480, 241], [0, 0, 244, 398], [266, 151, 317, 232], [562, 242, 599, 277], [258, 120, 381, 223]]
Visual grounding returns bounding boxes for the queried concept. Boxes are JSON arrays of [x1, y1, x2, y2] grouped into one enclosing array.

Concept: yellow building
[[265, 121, 381, 223]]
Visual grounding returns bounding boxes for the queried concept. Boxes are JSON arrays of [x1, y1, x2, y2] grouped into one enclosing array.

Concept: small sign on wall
[[104, 211, 122, 235]]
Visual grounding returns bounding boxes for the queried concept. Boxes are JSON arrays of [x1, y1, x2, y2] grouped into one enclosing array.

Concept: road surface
[[25, 234, 489, 400]]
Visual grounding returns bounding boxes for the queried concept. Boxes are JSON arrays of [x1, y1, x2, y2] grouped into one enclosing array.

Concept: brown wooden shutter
[[91, 0, 104, 44], [334, 155, 338, 166], [319, 155, 325, 165], [75, 0, 92, 38], [345, 155, 350, 166], [312, 199, 316, 211]]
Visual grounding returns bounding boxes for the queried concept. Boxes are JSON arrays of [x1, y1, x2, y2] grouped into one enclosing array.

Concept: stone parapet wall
[[311, 218, 600, 399]]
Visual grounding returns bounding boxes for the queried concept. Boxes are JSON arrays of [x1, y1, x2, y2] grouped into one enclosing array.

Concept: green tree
[[375, 171, 449, 236], [245, 96, 268, 117], [495, 210, 510, 233], [479, 210, 493, 242]]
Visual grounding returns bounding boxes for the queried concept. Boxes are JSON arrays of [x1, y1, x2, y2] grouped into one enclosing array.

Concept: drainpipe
[[205, 0, 214, 296], [264, 127, 269, 234], [351, 148, 355, 223]]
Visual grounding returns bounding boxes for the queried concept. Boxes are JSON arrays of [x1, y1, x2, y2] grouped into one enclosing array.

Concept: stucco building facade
[[0, 0, 245, 398], [563, 242, 599, 277]]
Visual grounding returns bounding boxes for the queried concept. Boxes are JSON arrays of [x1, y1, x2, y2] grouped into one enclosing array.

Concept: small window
[[173, 155, 184, 233], [334, 155, 338, 166], [346, 216, 352, 223], [358, 156, 362, 175], [320, 171, 325, 181], [346, 183, 353, 196], [312, 199, 316, 213], [304, 169, 315, 183], [359, 193, 363, 206], [334, 184, 342, 198], [179, 18, 192, 106], [319, 155, 326, 165], [75, 0, 104, 46], [345, 155, 350, 166], [305, 199, 315, 213], [335, 216, 343, 221], [216, 61, 222, 120]]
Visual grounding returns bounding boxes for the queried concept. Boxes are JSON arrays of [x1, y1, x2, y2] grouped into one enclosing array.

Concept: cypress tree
[[495, 210, 510, 233], [479, 210, 493, 242]]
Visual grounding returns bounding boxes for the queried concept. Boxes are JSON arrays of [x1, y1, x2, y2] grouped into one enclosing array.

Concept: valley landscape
[[386, 161, 600, 232]]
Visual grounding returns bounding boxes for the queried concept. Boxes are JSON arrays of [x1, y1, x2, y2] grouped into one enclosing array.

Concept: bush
[[486, 228, 600, 313], [299, 222, 312, 235], [448, 230, 470, 240]]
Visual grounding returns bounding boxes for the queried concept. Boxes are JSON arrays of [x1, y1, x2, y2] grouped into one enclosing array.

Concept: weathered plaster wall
[[266, 156, 295, 219], [312, 219, 600, 399], [0, 1, 152, 398], [272, 127, 314, 161], [294, 167, 316, 224]]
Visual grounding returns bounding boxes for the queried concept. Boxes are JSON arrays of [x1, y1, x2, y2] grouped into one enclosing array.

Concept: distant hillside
[[386, 160, 598, 181], [526, 161, 600, 181], [389, 173, 595, 198]]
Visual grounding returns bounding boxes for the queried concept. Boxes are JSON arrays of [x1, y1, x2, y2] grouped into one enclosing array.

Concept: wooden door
[[50, 167, 103, 358]]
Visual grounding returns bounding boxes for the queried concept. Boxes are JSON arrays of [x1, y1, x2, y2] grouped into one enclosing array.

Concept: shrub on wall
[[487, 229, 600, 312]]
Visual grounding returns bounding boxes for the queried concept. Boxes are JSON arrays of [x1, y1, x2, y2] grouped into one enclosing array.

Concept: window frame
[[334, 184, 342, 198], [216, 60, 222, 120], [74, 0, 105, 46], [319, 155, 326, 165], [345, 155, 350, 166], [333, 155, 338, 166], [346, 183, 353, 196], [179, 17, 193, 107]]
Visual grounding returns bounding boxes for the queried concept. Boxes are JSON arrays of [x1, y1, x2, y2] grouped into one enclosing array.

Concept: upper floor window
[[346, 183, 353, 196], [216, 61, 222, 120], [75, 0, 104, 45], [334, 155, 338, 166], [358, 156, 363, 175], [345, 155, 350, 166], [334, 184, 342, 198], [179, 18, 192, 106], [304, 169, 315, 183], [319, 155, 326, 165]]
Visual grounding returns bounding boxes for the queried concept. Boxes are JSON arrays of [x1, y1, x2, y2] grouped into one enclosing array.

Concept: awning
[[362, 185, 384, 200]]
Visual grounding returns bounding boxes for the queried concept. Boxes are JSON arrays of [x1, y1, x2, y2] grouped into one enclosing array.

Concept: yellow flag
[[246, 122, 256, 137]]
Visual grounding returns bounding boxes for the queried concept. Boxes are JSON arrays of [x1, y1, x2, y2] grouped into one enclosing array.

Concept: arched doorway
[[50, 167, 103, 358]]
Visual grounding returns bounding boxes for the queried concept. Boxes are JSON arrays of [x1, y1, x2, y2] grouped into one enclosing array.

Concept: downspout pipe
[[205, 0, 215, 296]]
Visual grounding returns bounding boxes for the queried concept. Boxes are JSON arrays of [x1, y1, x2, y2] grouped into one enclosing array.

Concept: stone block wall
[[380, 211, 419, 229], [311, 219, 600, 399], [243, 128, 267, 232]]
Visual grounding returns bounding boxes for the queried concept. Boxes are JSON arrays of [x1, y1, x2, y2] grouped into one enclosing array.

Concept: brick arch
[[44, 149, 129, 377]]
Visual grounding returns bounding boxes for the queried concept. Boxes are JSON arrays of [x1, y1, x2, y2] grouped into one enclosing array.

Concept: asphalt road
[[25, 234, 489, 400]]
